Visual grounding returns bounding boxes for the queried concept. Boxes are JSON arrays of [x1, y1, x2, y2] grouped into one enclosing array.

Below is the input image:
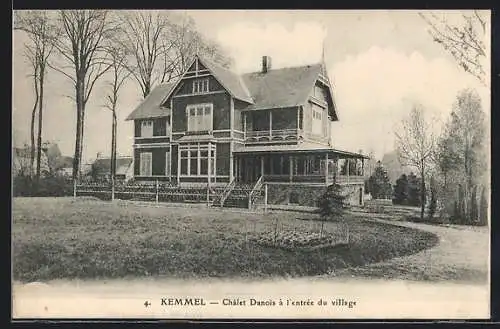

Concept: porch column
[[177, 147, 181, 184], [325, 153, 329, 186], [243, 112, 247, 140], [269, 110, 273, 137], [346, 158, 350, 184], [260, 156, 264, 177], [289, 155, 293, 183], [229, 142, 234, 182]]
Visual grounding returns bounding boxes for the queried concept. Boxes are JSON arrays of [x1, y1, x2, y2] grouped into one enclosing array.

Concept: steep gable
[[160, 55, 254, 106]]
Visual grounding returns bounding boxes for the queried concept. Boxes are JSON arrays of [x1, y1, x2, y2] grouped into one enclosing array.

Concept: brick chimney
[[262, 56, 272, 73]]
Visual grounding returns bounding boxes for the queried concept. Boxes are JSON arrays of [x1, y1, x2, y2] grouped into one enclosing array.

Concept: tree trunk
[[30, 87, 39, 179], [73, 79, 84, 181], [111, 110, 117, 201], [36, 67, 45, 182], [420, 166, 425, 220]]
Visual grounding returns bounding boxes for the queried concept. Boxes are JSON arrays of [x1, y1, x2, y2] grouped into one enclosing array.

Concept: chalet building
[[126, 55, 368, 206]]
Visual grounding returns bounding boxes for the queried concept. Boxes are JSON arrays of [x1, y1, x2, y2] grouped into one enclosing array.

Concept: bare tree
[[395, 104, 436, 220], [50, 10, 115, 180], [14, 11, 59, 181], [419, 10, 488, 85], [118, 11, 175, 98], [167, 15, 233, 78], [103, 44, 131, 200], [119, 11, 233, 98]]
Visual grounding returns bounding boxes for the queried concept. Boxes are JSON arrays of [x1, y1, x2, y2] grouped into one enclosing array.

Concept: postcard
[[12, 9, 491, 320]]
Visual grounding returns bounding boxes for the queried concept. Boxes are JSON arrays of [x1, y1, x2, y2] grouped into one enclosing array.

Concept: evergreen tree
[[317, 184, 349, 220], [367, 162, 392, 199], [393, 174, 409, 205]]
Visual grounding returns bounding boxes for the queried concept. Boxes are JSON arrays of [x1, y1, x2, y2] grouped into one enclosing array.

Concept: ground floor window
[[294, 154, 324, 175], [140, 152, 152, 176], [179, 144, 216, 177]]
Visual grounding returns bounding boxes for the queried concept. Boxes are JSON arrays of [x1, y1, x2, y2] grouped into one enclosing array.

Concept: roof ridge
[[241, 62, 322, 76]]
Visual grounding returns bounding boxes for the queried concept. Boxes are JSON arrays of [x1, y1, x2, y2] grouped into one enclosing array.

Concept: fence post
[[73, 179, 77, 199], [207, 184, 210, 207], [264, 183, 268, 213], [155, 179, 159, 204], [248, 190, 251, 210]]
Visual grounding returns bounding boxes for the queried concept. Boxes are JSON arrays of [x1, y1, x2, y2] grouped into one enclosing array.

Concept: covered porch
[[233, 147, 369, 186]]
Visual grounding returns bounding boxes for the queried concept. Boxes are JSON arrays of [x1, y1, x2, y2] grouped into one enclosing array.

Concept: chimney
[[262, 56, 272, 73], [97, 152, 102, 159]]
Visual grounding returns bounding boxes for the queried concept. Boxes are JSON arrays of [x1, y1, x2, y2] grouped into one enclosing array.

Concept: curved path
[[326, 212, 489, 284]]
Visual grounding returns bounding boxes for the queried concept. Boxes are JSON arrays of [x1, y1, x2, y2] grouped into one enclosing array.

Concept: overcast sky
[[12, 10, 490, 162]]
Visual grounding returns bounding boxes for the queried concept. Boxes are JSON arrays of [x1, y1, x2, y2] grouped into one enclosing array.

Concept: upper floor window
[[312, 105, 323, 135], [193, 78, 209, 94], [141, 120, 153, 137], [187, 103, 213, 132]]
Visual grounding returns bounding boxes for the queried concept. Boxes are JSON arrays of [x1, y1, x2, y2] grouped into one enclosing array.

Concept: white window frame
[[186, 103, 213, 132], [192, 78, 209, 94], [139, 152, 152, 176], [140, 120, 153, 137], [179, 144, 216, 177]]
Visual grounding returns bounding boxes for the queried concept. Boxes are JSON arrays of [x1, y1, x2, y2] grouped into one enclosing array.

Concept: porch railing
[[219, 177, 236, 207], [245, 129, 298, 141], [248, 175, 264, 209]]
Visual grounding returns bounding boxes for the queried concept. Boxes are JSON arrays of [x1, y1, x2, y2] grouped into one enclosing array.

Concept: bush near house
[[13, 174, 73, 197], [317, 184, 349, 220]]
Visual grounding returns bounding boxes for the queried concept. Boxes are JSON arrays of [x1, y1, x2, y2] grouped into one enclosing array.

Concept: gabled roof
[[198, 56, 254, 104], [124, 57, 339, 122], [241, 64, 323, 111], [125, 83, 176, 121], [92, 157, 133, 173]]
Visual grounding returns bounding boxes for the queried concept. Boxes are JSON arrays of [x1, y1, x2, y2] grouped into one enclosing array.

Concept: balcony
[[244, 129, 300, 143]]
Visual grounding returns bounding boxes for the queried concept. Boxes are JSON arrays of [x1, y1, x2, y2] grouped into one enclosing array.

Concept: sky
[[12, 10, 491, 163]]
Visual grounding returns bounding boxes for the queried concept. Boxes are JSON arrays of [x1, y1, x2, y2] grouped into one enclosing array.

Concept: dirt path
[[327, 214, 489, 284]]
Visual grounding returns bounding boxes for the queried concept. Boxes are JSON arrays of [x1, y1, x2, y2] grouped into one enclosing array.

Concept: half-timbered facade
[[126, 55, 368, 206]]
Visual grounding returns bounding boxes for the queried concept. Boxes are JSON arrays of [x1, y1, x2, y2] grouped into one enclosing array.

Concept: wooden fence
[[73, 180, 267, 209]]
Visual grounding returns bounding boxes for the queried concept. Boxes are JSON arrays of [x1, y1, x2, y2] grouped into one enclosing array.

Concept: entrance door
[[242, 157, 259, 183]]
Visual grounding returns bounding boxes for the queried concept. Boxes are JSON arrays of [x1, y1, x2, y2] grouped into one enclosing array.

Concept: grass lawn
[[12, 197, 439, 282]]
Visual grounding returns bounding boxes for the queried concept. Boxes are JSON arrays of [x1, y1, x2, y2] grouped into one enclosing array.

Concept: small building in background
[[90, 155, 134, 182]]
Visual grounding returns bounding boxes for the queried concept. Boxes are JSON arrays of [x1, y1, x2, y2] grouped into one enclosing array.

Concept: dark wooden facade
[[127, 55, 368, 205]]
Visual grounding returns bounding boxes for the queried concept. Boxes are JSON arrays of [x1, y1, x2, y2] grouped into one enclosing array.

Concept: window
[[296, 155, 322, 175], [192, 79, 209, 94], [312, 105, 323, 135], [140, 152, 152, 176], [141, 120, 153, 137], [187, 104, 213, 132], [179, 145, 216, 176], [153, 118, 169, 136]]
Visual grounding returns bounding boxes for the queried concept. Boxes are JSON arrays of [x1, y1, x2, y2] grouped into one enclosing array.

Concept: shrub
[[317, 184, 348, 220], [13, 174, 73, 197]]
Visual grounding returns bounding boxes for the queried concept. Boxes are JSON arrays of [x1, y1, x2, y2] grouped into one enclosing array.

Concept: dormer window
[[193, 78, 209, 94]]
